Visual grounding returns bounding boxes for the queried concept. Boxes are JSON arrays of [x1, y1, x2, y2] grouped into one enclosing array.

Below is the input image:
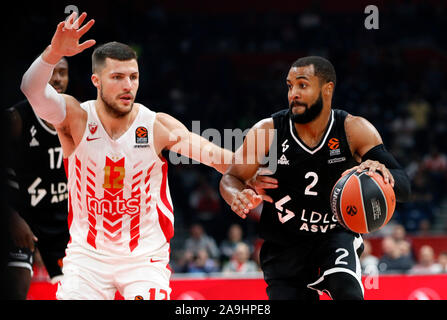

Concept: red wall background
[[27, 274, 447, 300]]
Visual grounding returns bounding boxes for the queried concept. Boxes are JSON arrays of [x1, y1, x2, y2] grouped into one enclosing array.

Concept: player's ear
[[91, 73, 100, 89], [323, 82, 334, 97]]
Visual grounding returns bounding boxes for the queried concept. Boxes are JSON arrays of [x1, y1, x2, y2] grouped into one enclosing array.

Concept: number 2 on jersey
[[304, 171, 318, 196]]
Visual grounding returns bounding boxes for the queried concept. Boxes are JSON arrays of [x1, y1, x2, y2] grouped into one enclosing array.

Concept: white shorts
[[56, 246, 172, 300]]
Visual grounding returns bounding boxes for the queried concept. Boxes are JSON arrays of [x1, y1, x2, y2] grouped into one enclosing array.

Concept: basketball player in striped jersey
[[220, 56, 411, 300], [20, 12, 274, 300]]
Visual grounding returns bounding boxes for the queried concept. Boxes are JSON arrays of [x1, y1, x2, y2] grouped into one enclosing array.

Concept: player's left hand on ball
[[231, 189, 265, 219], [341, 160, 394, 187]]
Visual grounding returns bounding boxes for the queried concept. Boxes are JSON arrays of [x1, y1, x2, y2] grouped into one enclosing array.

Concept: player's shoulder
[[344, 113, 376, 132], [152, 112, 188, 141], [4, 100, 31, 137], [255, 107, 290, 130], [154, 111, 174, 125], [135, 103, 156, 118], [252, 117, 274, 131], [271, 108, 289, 119], [58, 95, 88, 123], [9, 99, 30, 111], [344, 112, 382, 148], [6, 99, 31, 118]]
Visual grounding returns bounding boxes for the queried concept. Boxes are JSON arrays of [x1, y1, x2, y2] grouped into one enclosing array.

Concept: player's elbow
[[20, 73, 34, 97]]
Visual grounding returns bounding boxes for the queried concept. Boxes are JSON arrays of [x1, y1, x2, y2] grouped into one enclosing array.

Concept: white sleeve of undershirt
[[20, 55, 67, 125]]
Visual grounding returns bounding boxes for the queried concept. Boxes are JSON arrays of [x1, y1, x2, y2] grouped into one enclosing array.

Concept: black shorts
[[260, 230, 364, 300], [8, 231, 69, 279]]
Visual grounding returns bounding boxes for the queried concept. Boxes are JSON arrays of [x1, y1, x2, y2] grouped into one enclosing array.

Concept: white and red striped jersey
[[64, 100, 174, 257]]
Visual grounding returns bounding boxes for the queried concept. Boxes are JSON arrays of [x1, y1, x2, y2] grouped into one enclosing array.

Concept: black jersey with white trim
[[7, 100, 68, 235], [259, 108, 358, 245]]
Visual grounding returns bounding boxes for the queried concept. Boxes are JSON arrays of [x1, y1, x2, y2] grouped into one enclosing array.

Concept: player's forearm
[[389, 168, 411, 202], [20, 48, 66, 124], [188, 133, 234, 174], [209, 146, 233, 174], [362, 144, 411, 202], [219, 173, 247, 206]]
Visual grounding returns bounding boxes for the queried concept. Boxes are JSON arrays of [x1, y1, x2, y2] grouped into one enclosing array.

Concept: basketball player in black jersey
[[220, 56, 411, 300], [4, 57, 70, 299]]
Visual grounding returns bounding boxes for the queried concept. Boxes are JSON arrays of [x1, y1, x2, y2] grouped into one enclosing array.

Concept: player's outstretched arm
[[154, 112, 234, 173], [343, 115, 411, 202], [220, 118, 275, 219], [20, 12, 95, 126]]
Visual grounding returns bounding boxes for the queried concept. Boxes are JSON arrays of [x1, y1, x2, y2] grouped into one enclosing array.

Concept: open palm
[[50, 12, 96, 57]]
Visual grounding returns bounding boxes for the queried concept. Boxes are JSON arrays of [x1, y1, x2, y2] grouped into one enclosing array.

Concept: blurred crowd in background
[[2, 0, 447, 278]]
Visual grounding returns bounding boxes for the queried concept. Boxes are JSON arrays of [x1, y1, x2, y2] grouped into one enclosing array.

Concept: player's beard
[[289, 92, 324, 124], [100, 86, 134, 118]]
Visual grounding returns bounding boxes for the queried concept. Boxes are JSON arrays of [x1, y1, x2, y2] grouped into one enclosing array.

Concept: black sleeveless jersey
[[259, 108, 358, 245], [8, 100, 68, 236]]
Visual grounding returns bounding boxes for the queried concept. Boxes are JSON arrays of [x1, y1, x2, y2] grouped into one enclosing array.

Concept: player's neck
[[293, 107, 331, 148], [94, 99, 139, 140]]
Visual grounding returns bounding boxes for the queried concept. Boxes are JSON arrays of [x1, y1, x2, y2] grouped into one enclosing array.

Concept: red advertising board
[[26, 274, 447, 300]]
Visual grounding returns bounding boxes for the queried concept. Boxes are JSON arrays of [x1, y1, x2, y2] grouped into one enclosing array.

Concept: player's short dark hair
[[92, 41, 137, 73], [291, 56, 336, 87]]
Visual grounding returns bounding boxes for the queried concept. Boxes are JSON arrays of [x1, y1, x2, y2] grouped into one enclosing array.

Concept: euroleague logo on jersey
[[328, 138, 339, 150], [328, 137, 344, 161], [135, 126, 149, 147]]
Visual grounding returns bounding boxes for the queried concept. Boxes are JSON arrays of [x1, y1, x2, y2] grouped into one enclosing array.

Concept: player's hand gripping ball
[[330, 169, 396, 234]]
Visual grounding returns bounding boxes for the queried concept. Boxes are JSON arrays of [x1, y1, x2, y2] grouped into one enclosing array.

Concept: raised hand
[[44, 12, 96, 64]]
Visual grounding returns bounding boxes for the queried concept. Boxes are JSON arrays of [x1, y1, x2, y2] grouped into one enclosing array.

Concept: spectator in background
[[397, 239, 414, 264], [420, 145, 447, 203], [417, 219, 432, 236], [405, 152, 421, 181], [391, 224, 409, 243], [171, 249, 194, 274], [219, 224, 249, 264], [409, 245, 442, 275], [406, 93, 431, 132], [400, 171, 436, 233], [437, 251, 447, 273], [189, 175, 222, 236], [378, 236, 414, 274], [360, 239, 379, 275], [184, 223, 220, 261], [185, 249, 220, 274], [390, 109, 417, 150], [421, 145, 447, 176], [390, 224, 415, 257], [222, 243, 259, 275]]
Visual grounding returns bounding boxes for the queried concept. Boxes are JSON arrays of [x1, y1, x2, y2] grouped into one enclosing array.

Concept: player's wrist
[[42, 45, 64, 65]]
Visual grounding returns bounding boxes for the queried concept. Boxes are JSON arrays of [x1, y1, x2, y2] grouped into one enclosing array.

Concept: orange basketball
[[330, 169, 396, 234]]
